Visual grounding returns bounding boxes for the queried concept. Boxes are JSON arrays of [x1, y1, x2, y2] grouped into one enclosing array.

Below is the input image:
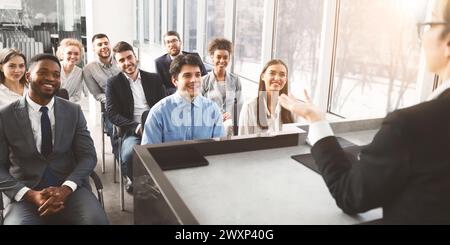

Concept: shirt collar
[[96, 56, 115, 69], [173, 91, 202, 108], [169, 52, 182, 61], [124, 70, 141, 83], [26, 93, 55, 112], [427, 79, 450, 101]]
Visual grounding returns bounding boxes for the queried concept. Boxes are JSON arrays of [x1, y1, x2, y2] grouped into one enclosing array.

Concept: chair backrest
[[141, 110, 150, 128]]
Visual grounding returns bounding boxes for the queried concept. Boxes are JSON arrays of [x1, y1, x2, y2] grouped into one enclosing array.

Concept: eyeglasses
[[165, 39, 180, 45], [416, 22, 448, 41]]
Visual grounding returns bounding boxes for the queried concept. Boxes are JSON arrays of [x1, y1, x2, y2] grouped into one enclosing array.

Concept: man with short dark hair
[[0, 54, 108, 225], [84, 33, 120, 103], [83, 33, 120, 156], [106, 41, 166, 192], [155, 31, 207, 95], [142, 54, 224, 144]]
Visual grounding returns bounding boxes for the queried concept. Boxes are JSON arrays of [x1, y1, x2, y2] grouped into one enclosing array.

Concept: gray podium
[[133, 119, 383, 225]]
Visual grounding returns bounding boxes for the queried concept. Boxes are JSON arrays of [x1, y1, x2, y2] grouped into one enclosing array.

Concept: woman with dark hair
[[238, 59, 294, 135], [0, 48, 28, 106], [202, 38, 243, 136]]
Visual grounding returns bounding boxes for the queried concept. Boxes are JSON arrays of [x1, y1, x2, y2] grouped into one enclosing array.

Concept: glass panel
[[154, 0, 162, 44], [135, 0, 140, 41], [56, 0, 81, 32], [330, 0, 429, 118], [0, 0, 85, 54], [144, 0, 149, 43], [184, 0, 198, 52], [274, 0, 324, 100], [168, 0, 177, 31], [234, 0, 264, 82], [204, 0, 225, 62], [21, 0, 58, 33]]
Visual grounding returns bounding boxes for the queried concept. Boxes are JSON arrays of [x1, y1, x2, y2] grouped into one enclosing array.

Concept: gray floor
[[92, 128, 134, 225]]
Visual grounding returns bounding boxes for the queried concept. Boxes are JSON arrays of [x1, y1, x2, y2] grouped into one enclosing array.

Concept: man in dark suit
[[280, 0, 450, 224], [0, 54, 108, 225], [106, 41, 166, 192], [155, 30, 207, 95]]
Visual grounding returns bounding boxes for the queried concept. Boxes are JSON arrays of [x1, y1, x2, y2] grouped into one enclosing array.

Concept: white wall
[[85, 0, 134, 62], [84, 0, 134, 128]]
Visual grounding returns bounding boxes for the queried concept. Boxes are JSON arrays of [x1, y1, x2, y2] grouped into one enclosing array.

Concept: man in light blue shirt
[[141, 54, 224, 144]]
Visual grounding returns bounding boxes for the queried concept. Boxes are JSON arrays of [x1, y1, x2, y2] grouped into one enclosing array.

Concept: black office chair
[[101, 102, 107, 174], [112, 110, 149, 212], [0, 172, 104, 225], [141, 110, 150, 128], [112, 125, 125, 211]]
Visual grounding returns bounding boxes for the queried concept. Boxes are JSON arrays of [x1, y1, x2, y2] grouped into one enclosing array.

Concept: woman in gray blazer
[[202, 38, 242, 136]]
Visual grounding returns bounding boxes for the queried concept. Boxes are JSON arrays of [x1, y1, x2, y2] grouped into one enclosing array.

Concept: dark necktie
[[190, 103, 195, 139], [39, 106, 57, 187], [40, 106, 52, 157]]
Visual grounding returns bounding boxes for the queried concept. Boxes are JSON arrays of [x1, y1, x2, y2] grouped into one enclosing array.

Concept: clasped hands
[[25, 185, 73, 217]]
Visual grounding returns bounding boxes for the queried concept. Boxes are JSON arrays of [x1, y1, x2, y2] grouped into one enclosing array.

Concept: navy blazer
[[311, 90, 450, 224], [155, 51, 207, 91], [106, 70, 166, 134]]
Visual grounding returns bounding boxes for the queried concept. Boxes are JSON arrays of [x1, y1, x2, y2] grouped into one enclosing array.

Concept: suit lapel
[[140, 71, 153, 104], [14, 98, 40, 156], [165, 54, 172, 67], [118, 72, 134, 115], [53, 98, 64, 155]]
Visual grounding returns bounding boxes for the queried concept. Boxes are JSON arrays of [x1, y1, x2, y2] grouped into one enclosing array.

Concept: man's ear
[[446, 32, 450, 59], [171, 76, 178, 88], [25, 72, 31, 82]]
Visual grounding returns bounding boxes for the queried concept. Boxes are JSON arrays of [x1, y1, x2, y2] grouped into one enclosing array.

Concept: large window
[[274, 0, 324, 100], [330, 0, 429, 118], [233, 0, 264, 82], [184, 0, 198, 52], [0, 0, 85, 53], [204, 0, 225, 62], [168, 0, 177, 31], [153, 0, 162, 44], [143, 0, 149, 43]]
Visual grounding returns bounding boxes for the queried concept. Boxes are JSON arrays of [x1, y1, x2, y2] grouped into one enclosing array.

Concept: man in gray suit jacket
[[0, 54, 109, 225]]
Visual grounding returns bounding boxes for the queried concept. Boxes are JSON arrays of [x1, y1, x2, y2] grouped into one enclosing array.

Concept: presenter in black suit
[[106, 41, 166, 191], [279, 0, 450, 224], [155, 31, 207, 95]]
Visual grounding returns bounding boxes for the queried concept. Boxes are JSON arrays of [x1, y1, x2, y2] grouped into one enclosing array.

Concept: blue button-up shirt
[[141, 92, 224, 144]]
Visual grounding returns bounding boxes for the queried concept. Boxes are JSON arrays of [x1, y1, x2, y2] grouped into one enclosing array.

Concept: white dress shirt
[[15, 95, 77, 202], [0, 83, 28, 106], [124, 71, 150, 134]]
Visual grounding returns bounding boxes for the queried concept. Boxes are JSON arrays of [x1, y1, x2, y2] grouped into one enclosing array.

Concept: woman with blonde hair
[[0, 48, 28, 106], [57, 38, 85, 104]]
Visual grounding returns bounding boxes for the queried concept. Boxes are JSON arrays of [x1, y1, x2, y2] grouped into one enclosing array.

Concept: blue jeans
[[121, 132, 141, 179]]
